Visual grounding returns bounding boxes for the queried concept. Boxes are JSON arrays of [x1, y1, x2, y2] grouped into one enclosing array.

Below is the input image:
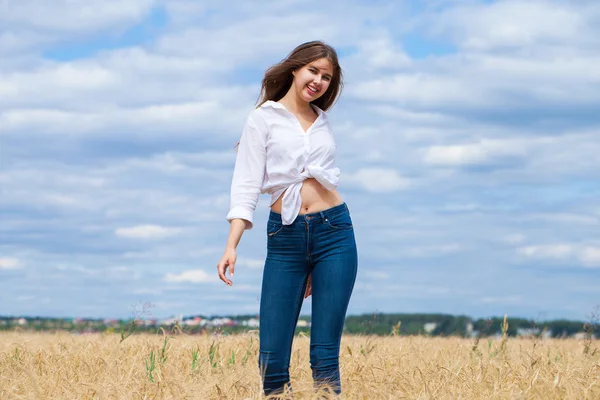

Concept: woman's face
[[292, 57, 334, 103]]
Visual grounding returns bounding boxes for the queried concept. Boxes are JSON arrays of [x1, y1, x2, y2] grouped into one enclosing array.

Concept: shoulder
[[312, 103, 329, 120], [239, 108, 270, 145], [247, 100, 286, 132], [249, 100, 282, 121], [245, 107, 268, 131]]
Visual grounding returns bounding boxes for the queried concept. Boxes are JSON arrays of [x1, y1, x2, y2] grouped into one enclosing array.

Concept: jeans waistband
[[268, 202, 349, 225]]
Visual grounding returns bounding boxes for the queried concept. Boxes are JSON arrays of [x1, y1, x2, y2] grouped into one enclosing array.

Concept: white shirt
[[226, 100, 340, 229]]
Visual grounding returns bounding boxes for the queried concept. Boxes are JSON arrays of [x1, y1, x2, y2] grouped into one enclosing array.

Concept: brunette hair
[[256, 40, 344, 111], [234, 41, 344, 149]]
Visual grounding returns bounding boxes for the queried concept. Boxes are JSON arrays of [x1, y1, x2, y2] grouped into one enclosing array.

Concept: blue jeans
[[258, 202, 358, 397]]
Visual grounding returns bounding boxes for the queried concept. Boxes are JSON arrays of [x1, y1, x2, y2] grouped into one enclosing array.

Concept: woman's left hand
[[304, 273, 312, 298]]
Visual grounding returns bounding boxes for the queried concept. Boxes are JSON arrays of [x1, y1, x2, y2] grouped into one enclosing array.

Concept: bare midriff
[[270, 178, 344, 215]]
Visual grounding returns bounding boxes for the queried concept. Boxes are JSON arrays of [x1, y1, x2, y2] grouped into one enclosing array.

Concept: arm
[[225, 115, 267, 230], [218, 114, 267, 286], [217, 219, 246, 286]]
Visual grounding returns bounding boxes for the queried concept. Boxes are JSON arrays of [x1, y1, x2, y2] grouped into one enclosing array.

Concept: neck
[[280, 87, 312, 114]]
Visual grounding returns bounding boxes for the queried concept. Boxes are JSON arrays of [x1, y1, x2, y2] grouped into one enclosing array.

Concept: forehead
[[307, 58, 333, 74]]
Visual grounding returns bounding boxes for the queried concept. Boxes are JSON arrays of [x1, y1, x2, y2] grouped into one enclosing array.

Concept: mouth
[[306, 84, 319, 96]]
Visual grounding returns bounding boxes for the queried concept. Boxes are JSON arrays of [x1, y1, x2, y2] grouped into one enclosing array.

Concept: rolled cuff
[[226, 207, 254, 230]]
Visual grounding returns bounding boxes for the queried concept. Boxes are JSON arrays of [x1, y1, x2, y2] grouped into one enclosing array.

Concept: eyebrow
[[309, 65, 333, 78]]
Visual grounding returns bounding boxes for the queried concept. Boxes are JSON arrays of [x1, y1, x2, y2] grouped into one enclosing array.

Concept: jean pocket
[[324, 212, 353, 230], [267, 221, 284, 237]]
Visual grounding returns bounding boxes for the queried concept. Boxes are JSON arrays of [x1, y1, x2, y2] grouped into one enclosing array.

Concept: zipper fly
[[305, 220, 311, 261]]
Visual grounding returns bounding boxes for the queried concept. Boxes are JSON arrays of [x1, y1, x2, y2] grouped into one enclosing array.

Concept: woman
[[217, 40, 358, 398]]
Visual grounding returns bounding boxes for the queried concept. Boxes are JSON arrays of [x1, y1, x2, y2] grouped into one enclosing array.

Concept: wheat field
[[1, 330, 598, 399]]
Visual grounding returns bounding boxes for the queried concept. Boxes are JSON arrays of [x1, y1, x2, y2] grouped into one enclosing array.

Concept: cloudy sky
[[1, 0, 599, 321]]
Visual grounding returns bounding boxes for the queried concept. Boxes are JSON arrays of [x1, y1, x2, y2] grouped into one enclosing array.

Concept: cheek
[[294, 76, 307, 89]]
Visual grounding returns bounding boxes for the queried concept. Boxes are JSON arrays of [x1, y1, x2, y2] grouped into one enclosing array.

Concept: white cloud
[[524, 213, 600, 226], [0, 30, 53, 55], [406, 243, 463, 257], [429, 0, 593, 51], [580, 247, 600, 267], [237, 258, 265, 270], [418, 132, 600, 183], [423, 138, 528, 166], [347, 1, 600, 118], [153, 5, 373, 62], [344, 167, 410, 192], [351, 72, 483, 108], [502, 233, 527, 245], [354, 35, 411, 70], [519, 244, 573, 259], [0, 0, 157, 33], [517, 243, 600, 268], [2, 0, 599, 320], [115, 225, 182, 239], [441, 203, 480, 212], [0, 100, 224, 136], [164, 269, 215, 283], [132, 288, 163, 295], [480, 295, 523, 304], [0, 257, 22, 270]]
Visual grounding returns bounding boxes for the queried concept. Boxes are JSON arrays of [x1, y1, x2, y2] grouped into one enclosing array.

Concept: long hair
[[234, 41, 344, 150], [256, 40, 344, 111]]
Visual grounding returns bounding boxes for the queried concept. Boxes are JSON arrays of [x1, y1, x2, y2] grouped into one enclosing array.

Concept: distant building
[[516, 328, 541, 337], [542, 329, 553, 339], [103, 319, 119, 327], [184, 317, 204, 326], [572, 332, 596, 340], [242, 318, 260, 328], [424, 322, 437, 334], [211, 318, 232, 326], [160, 317, 179, 326], [466, 323, 474, 335]]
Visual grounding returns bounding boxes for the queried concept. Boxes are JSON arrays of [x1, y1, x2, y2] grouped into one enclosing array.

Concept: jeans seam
[[325, 222, 353, 230], [305, 221, 312, 263], [267, 222, 284, 237], [324, 214, 353, 231]]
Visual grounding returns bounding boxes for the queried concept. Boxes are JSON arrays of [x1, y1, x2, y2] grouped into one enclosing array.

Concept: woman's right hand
[[217, 248, 237, 286]]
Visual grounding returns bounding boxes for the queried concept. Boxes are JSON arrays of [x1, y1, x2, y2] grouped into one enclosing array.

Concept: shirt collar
[[261, 100, 327, 119]]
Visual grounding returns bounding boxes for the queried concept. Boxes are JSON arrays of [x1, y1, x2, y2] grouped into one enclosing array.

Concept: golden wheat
[[1, 331, 598, 399]]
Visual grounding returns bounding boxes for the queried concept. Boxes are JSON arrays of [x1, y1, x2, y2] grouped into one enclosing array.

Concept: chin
[[296, 87, 317, 103], [302, 92, 319, 103]]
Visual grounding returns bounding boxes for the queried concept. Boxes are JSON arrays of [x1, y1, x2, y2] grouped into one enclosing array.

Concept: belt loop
[[319, 211, 326, 223]]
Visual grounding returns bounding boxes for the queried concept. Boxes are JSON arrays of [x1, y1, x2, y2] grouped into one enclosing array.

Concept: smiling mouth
[[306, 85, 319, 95]]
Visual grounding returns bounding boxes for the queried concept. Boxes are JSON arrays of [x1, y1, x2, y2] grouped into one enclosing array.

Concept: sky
[[1, 0, 599, 321]]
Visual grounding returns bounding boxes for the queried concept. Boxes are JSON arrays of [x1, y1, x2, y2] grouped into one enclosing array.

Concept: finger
[[217, 266, 226, 283], [217, 262, 231, 285], [230, 260, 235, 278]]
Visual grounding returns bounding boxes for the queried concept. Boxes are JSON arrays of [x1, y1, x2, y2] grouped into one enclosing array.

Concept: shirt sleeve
[[226, 113, 267, 230]]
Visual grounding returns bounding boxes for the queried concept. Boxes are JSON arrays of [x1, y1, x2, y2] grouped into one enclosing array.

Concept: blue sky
[[1, 0, 599, 321]]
